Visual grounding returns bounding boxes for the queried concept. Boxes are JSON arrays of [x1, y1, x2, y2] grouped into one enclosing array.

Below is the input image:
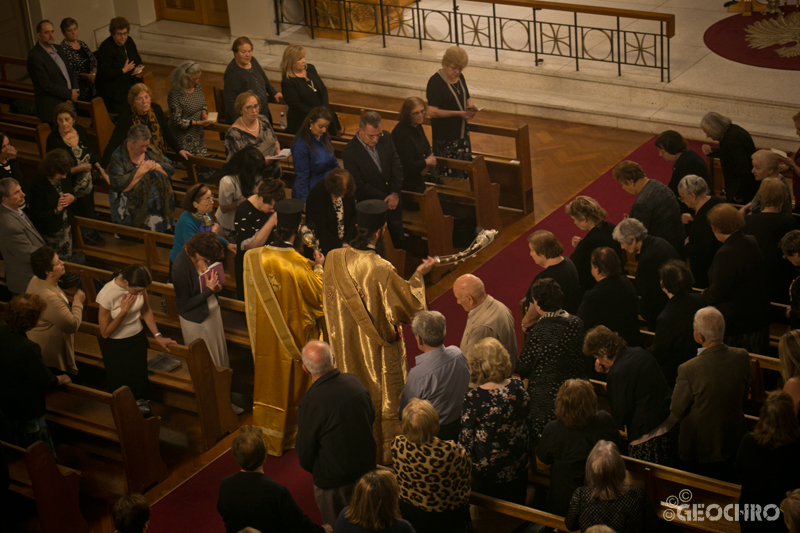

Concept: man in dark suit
[[671, 306, 749, 482], [296, 340, 376, 526], [650, 260, 704, 388], [577, 246, 641, 348], [342, 111, 405, 247], [26, 20, 78, 124], [0, 178, 46, 294]]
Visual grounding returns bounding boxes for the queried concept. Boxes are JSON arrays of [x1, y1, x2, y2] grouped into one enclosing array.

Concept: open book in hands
[[199, 262, 226, 292], [267, 148, 292, 161]]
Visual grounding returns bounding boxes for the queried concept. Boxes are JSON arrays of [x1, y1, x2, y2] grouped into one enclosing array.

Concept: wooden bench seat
[[71, 321, 239, 450], [2, 440, 88, 533], [45, 383, 167, 494]]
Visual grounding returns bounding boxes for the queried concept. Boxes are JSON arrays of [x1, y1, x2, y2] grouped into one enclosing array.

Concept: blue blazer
[[290, 134, 339, 203]]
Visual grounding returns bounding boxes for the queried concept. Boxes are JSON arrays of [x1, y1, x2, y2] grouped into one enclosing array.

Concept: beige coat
[[25, 276, 84, 373]]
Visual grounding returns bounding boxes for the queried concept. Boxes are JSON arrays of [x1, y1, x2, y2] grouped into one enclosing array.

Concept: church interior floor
[[9, 65, 657, 533]]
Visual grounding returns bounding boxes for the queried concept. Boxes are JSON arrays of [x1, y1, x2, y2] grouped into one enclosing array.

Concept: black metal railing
[[274, 0, 675, 81]]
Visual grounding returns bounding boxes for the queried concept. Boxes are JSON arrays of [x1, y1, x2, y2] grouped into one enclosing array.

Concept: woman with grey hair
[[565, 440, 658, 533], [700, 111, 758, 203], [679, 174, 723, 288], [612, 218, 679, 330], [107, 124, 175, 232], [168, 61, 211, 157]]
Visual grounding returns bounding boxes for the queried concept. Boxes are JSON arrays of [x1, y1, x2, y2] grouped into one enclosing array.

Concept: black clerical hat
[[274, 199, 304, 229], [356, 200, 388, 232]]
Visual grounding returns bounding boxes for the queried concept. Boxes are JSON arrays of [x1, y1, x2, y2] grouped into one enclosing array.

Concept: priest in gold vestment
[[244, 199, 325, 455], [323, 200, 435, 463]]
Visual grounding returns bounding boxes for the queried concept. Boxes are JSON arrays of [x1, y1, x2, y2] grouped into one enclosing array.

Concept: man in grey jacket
[[0, 178, 45, 294]]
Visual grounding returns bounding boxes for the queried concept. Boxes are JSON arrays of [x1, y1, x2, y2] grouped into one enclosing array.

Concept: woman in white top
[[96, 264, 176, 417], [214, 144, 269, 236]]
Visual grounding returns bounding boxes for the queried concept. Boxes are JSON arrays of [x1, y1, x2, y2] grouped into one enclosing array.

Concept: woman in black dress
[[781, 231, 800, 330], [678, 174, 723, 288], [522, 230, 580, 331], [280, 45, 338, 136], [305, 168, 356, 254], [223, 36, 281, 126], [426, 46, 476, 179], [700, 111, 757, 203], [58, 18, 97, 102], [47, 102, 108, 245], [231, 178, 283, 299], [516, 279, 586, 440], [28, 150, 76, 261], [391, 97, 437, 193], [655, 129, 711, 208], [94, 17, 143, 116], [565, 196, 623, 297]]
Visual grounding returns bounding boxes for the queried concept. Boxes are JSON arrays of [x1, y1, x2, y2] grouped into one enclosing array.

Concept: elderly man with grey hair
[[612, 218, 679, 330], [342, 111, 405, 246], [398, 310, 470, 441], [107, 123, 175, 232], [0, 177, 46, 293], [296, 340, 376, 526], [670, 306, 749, 482], [700, 111, 757, 203], [453, 273, 517, 361]]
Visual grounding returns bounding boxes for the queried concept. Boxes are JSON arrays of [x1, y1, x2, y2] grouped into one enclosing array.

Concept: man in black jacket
[[296, 340, 376, 526], [27, 20, 78, 124], [342, 112, 405, 247]]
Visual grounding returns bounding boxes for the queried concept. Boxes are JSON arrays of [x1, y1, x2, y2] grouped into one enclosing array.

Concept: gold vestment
[[243, 244, 324, 455], [323, 247, 427, 464]]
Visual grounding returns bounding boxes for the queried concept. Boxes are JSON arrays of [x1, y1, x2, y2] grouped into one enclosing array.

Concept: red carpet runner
[[148, 135, 706, 530]]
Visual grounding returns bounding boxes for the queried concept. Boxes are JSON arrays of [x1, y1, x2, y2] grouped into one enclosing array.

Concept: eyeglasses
[[364, 132, 383, 141], [202, 195, 215, 203], [244, 104, 260, 112], [115, 31, 129, 37]]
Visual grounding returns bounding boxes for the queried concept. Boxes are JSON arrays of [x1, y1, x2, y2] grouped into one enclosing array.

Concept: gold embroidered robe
[[243, 244, 324, 455], [322, 247, 427, 464]]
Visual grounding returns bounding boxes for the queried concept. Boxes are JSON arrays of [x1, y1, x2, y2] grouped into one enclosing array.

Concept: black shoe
[[136, 399, 153, 418]]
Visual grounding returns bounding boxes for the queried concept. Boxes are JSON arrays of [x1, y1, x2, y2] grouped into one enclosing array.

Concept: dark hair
[[31, 246, 58, 279], [781, 230, 800, 257], [324, 168, 355, 197], [53, 102, 77, 122], [530, 278, 563, 312], [181, 183, 211, 213], [654, 130, 688, 155], [36, 20, 53, 33], [0, 131, 8, 146], [350, 227, 386, 257], [659, 259, 694, 295], [231, 36, 253, 53], [583, 325, 627, 361], [185, 232, 224, 262], [612, 161, 645, 184], [39, 149, 72, 179], [296, 107, 334, 154], [273, 225, 298, 243], [590, 247, 621, 277], [707, 203, 745, 235], [112, 264, 152, 289], [5, 294, 46, 334], [231, 426, 266, 471], [527, 230, 563, 258], [109, 17, 130, 35], [112, 494, 150, 533], [398, 97, 426, 126], [60, 17, 78, 33], [214, 145, 268, 193], [345, 470, 402, 531], [257, 178, 286, 205]]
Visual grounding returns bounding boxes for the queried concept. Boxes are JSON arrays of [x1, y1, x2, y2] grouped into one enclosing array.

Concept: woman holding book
[[173, 232, 231, 372]]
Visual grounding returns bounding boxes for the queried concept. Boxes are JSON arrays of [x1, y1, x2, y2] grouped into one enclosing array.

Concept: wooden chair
[[2, 440, 89, 533], [45, 383, 168, 494]]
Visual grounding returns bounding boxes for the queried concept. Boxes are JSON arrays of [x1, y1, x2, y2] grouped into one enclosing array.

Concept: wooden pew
[[71, 320, 239, 451], [0, 120, 49, 158], [402, 186, 454, 283], [45, 383, 167, 494], [0, 55, 30, 91], [2, 440, 89, 533]]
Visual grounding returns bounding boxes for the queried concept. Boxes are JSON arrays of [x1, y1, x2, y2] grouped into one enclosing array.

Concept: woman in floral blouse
[[460, 337, 530, 505], [392, 398, 471, 533]]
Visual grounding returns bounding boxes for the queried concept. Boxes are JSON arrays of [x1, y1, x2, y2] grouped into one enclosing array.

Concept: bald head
[[453, 274, 487, 312], [301, 340, 335, 378]]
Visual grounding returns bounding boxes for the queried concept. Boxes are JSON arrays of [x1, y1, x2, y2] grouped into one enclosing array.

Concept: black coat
[[0, 324, 59, 421], [100, 103, 182, 167], [280, 64, 330, 135], [569, 221, 623, 298], [305, 179, 356, 254], [46, 123, 99, 218], [26, 43, 78, 124], [669, 149, 711, 214], [94, 36, 143, 115], [528, 258, 581, 315], [709, 124, 757, 203], [577, 274, 641, 347], [650, 292, 704, 388], [27, 173, 74, 236], [704, 231, 770, 335], [173, 248, 218, 324], [223, 57, 277, 125], [296, 370, 376, 489], [744, 212, 798, 304], [636, 235, 680, 330], [684, 196, 724, 288], [342, 133, 404, 201], [391, 121, 432, 193]]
